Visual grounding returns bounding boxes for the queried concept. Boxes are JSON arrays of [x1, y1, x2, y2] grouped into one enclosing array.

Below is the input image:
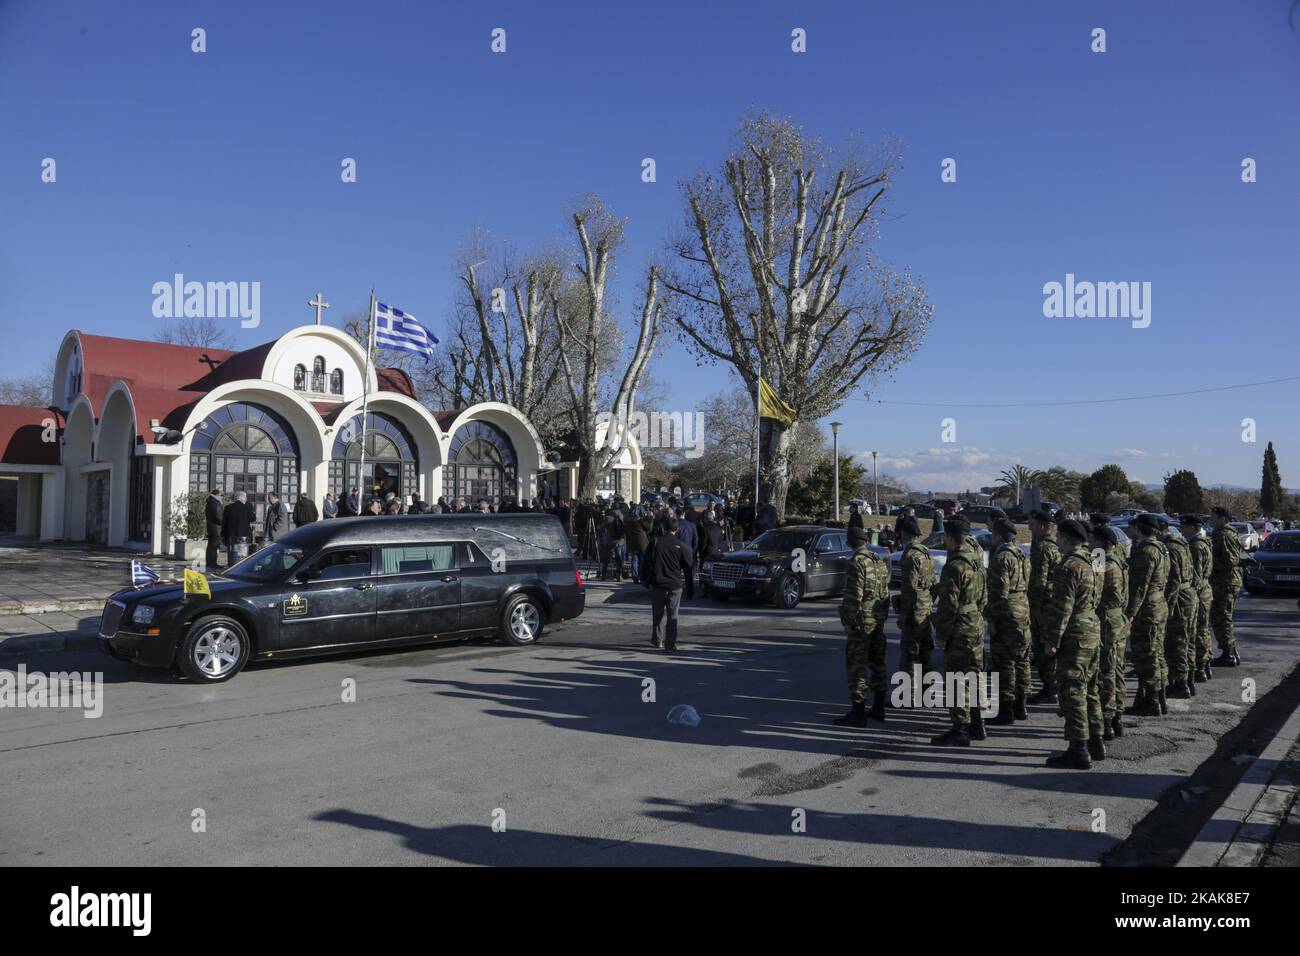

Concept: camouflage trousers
[[1211, 582, 1239, 656], [1099, 614, 1129, 720], [845, 624, 887, 706], [941, 632, 985, 728], [1195, 587, 1213, 666], [1164, 590, 1197, 682], [988, 615, 1031, 702], [1056, 636, 1103, 742], [1130, 605, 1167, 697], [898, 617, 934, 675], [1030, 610, 1057, 687]]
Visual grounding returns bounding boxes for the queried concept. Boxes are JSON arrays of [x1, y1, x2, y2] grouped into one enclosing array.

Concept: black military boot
[[1045, 740, 1092, 769], [989, 701, 1017, 725], [1214, 649, 1240, 667], [1157, 689, 1168, 715], [1187, 673, 1197, 696], [1112, 714, 1125, 737], [930, 723, 971, 747], [1087, 736, 1107, 761], [1124, 685, 1149, 716], [868, 695, 887, 723], [1102, 717, 1115, 741], [969, 711, 987, 741], [1203, 660, 1213, 680], [832, 703, 868, 728], [1141, 688, 1163, 717], [1013, 695, 1029, 721], [1167, 679, 1190, 699], [1029, 684, 1058, 705]]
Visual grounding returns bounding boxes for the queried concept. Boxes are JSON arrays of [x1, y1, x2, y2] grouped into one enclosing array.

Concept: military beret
[[1089, 523, 1118, 546], [991, 517, 1018, 539], [1211, 506, 1230, 519], [847, 525, 871, 545], [1088, 513, 1110, 527], [1029, 508, 1053, 523], [1134, 513, 1161, 532], [945, 515, 971, 535], [1179, 513, 1202, 527], [1157, 515, 1172, 529], [897, 516, 920, 536], [1058, 518, 1089, 543]]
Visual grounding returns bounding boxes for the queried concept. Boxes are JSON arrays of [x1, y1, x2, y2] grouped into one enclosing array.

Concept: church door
[[85, 472, 109, 546]]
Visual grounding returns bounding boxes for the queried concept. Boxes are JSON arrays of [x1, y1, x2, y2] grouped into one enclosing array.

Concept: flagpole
[[754, 346, 761, 509], [359, 289, 375, 505]]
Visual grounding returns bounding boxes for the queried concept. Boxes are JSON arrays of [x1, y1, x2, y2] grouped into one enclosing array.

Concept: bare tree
[[155, 315, 235, 350], [663, 112, 931, 513]]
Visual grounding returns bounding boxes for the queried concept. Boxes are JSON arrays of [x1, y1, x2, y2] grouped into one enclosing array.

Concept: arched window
[[293, 364, 306, 391], [311, 356, 326, 393], [330, 368, 344, 395], [447, 420, 517, 506], [187, 402, 300, 531], [328, 411, 418, 503]]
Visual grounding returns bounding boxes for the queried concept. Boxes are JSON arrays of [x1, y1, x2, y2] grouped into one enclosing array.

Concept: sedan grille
[[709, 562, 747, 584], [99, 600, 126, 638]]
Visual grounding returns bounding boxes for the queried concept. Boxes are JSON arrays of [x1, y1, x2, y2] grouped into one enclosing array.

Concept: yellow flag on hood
[[183, 567, 211, 599], [758, 377, 795, 427]]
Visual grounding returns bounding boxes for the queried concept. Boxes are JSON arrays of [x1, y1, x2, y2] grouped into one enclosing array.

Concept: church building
[[0, 323, 643, 554]]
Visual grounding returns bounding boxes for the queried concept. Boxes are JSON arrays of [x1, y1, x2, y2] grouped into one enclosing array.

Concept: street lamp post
[[830, 422, 842, 521], [872, 450, 879, 516]]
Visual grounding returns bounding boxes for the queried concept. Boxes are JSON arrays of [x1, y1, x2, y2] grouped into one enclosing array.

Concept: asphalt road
[[1, 590, 1297, 866]]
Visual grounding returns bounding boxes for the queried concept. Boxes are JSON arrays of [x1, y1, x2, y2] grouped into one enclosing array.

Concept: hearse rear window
[[381, 544, 456, 575]]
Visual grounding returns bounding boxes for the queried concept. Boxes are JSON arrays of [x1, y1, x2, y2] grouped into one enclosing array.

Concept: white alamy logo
[[152, 272, 261, 328], [597, 409, 705, 459], [0, 665, 103, 718], [50, 886, 151, 936], [1042, 273, 1151, 329]]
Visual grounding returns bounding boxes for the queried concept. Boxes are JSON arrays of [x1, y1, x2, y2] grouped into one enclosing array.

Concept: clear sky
[[2, 0, 1297, 492]]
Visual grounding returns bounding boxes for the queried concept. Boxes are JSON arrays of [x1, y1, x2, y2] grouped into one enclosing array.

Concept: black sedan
[[99, 514, 586, 683], [698, 526, 888, 609], [1244, 530, 1300, 596]]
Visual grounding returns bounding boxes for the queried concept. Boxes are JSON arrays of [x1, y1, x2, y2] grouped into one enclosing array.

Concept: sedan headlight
[[702, 562, 714, 573], [131, 605, 156, 625], [746, 564, 770, 577]]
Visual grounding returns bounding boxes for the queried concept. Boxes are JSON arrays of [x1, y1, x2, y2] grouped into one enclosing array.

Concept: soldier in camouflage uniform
[[1209, 506, 1244, 667], [1183, 514, 1215, 682], [931, 516, 989, 747], [986, 516, 1031, 726], [833, 525, 891, 727], [1124, 513, 1168, 717], [896, 517, 935, 677], [1028, 509, 1063, 704], [1088, 518, 1129, 740], [1161, 517, 1198, 698], [1039, 519, 1105, 769]]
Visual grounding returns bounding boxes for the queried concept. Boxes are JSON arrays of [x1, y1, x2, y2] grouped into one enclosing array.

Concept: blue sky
[[2, 0, 1297, 492]]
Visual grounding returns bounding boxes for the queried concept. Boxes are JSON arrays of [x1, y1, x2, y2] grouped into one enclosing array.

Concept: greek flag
[[374, 302, 438, 361], [131, 560, 160, 587]]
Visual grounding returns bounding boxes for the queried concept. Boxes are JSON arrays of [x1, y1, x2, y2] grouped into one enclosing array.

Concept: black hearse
[[100, 513, 585, 683]]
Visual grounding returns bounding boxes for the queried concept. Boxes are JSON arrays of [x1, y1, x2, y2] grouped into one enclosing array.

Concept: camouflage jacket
[[1211, 524, 1244, 587], [987, 542, 1030, 626], [1029, 531, 1061, 615], [1097, 544, 1129, 621], [1125, 537, 1169, 618], [1164, 534, 1193, 598], [839, 546, 890, 633], [1039, 549, 1101, 652], [934, 545, 987, 645], [898, 540, 935, 625], [1188, 533, 1213, 594]]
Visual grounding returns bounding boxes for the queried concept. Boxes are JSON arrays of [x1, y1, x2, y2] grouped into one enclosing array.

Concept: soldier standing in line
[[1089, 518, 1129, 739], [1209, 506, 1244, 667], [896, 517, 935, 678], [832, 525, 891, 727], [1124, 513, 1169, 717], [986, 517, 1031, 726], [1161, 516, 1197, 699], [930, 516, 989, 747], [1028, 509, 1063, 704], [1039, 518, 1105, 769], [1183, 514, 1215, 683]]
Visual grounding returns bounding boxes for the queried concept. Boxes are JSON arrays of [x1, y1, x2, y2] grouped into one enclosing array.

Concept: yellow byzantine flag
[[183, 567, 211, 599], [758, 377, 795, 427]]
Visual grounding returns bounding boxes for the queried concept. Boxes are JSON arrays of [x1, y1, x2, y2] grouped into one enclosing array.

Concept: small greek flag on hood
[[131, 560, 160, 587]]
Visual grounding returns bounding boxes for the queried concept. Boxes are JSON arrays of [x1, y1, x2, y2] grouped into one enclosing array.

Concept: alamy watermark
[[0, 665, 103, 718], [597, 409, 705, 459], [1042, 273, 1150, 329], [151, 272, 260, 328], [890, 666, 1000, 717]]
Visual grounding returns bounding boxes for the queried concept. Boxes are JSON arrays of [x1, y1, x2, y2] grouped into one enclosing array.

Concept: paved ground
[[1, 587, 1296, 866], [0, 538, 192, 616]]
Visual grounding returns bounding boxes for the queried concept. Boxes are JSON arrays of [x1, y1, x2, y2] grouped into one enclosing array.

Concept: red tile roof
[[0, 405, 64, 465]]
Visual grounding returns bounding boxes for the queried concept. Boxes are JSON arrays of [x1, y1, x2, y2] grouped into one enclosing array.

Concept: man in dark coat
[[221, 491, 253, 564], [204, 489, 224, 569], [264, 491, 288, 542], [675, 508, 699, 599], [625, 510, 649, 582], [641, 516, 694, 651], [699, 512, 725, 560], [293, 493, 319, 526], [848, 503, 865, 532]]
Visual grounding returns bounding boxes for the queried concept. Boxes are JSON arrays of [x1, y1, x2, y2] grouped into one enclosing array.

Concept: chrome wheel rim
[[783, 577, 800, 605], [510, 603, 540, 642], [195, 626, 241, 677]]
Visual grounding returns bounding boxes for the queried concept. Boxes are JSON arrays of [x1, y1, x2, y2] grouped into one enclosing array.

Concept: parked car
[[956, 505, 1007, 526], [685, 492, 726, 511], [1249, 520, 1278, 544], [888, 529, 1032, 588], [99, 513, 586, 683], [1243, 530, 1300, 595], [1230, 521, 1259, 552], [926, 499, 962, 516], [848, 498, 873, 516], [699, 525, 887, 609]]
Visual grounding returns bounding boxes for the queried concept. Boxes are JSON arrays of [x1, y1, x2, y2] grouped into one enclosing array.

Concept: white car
[[1230, 522, 1259, 552], [889, 529, 1032, 587]]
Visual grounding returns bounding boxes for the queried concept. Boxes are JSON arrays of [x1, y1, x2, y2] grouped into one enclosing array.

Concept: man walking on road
[[641, 516, 693, 652]]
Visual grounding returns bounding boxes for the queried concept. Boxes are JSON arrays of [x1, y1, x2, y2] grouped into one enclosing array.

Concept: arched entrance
[[188, 402, 300, 529], [329, 411, 417, 503], [447, 419, 517, 506]]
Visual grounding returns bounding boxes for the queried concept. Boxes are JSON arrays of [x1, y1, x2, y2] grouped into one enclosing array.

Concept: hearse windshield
[[749, 530, 815, 553], [225, 542, 308, 582]]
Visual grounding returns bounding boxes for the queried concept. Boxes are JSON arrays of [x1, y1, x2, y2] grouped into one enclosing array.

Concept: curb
[[0, 598, 104, 618], [1177, 688, 1300, 867], [0, 632, 102, 657]]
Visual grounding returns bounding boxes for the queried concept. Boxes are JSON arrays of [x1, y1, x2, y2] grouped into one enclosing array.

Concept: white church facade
[[0, 323, 642, 554]]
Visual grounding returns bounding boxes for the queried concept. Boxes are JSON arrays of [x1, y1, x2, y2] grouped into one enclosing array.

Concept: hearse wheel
[[501, 594, 545, 646], [177, 615, 251, 683], [773, 573, 803, 609]]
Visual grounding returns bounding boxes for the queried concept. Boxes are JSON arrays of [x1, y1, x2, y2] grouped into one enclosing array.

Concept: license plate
[[1275, 574, 1300, 582], [715, 579, 736, 589]]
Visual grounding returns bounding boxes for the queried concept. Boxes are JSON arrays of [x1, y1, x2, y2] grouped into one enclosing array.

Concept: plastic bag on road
[[667, 704, 701, 727]]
